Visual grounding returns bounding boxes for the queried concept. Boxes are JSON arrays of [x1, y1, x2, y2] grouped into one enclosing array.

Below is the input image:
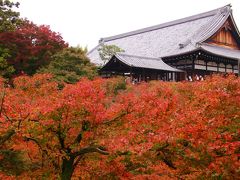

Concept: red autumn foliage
[[0, 20, 67, 75], [0, 74, 239, 179]]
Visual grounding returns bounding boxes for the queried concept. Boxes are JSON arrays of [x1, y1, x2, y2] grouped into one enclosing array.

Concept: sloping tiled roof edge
[[200, 43, 240, 60], [101, 5, 230, 42], [161, 43, 240, 60], [114, 53, 184, 72], [197, 6, 232, 44], [161, 48, 201, 59], [116, 53, 162, 61], [229, 13, 240, 38], [87, 44, 100, 55]]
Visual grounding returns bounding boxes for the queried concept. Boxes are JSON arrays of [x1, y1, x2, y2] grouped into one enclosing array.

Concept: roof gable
[[205, 17, 240, 50]]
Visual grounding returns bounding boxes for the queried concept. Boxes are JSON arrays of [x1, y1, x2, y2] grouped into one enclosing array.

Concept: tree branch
[[57, 127, 65, 150], [0, 129, 15, 146], [73, 120, 90, 145], [50, 125, 66, 151], [23, 136, 59, 169], [104, 110, 128, 125], [0, 86, 6, 117], [23, 136, 43, 151], [72, 145, 109, 158], [73, 131, 82, 145], [73, 155, 84, 169]]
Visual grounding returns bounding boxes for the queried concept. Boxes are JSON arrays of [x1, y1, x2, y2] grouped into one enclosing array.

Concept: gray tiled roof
[[201, 43, 240, 60], [112, 53, 183, 72], [88, 4, 239, 65]]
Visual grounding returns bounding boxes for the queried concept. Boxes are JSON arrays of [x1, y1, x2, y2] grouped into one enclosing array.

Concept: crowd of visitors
[[124, 74, 205, 84], [187, 74, 204, 81]]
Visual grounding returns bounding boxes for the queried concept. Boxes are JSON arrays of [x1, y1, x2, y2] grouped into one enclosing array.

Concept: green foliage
[[38, 47, 98, 84], [98, 44, 124, 64], [0, 150, 27, 176], [0, 0, 22, 32], [104, 76, 126, 95], [0, 0, 21, 78], [0, 48, 14, 78]]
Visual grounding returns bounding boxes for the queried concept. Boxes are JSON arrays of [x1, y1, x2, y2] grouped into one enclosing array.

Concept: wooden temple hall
[[100, 53, 183, 81], [88, 4, 240, 81]]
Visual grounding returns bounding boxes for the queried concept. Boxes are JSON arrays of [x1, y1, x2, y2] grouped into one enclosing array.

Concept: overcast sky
[[13, 0, 240, 50]]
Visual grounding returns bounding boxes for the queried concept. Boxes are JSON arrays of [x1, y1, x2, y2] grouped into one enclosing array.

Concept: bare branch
[[72, 145, 109, 158], [73, 131, 82, 144]]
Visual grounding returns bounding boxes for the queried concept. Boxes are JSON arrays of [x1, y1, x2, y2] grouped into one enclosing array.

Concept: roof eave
[[101, 54, 184, 72], [199, 46, 240, 60], [229, 12, 240, 39], [161, 48, 201, 59]]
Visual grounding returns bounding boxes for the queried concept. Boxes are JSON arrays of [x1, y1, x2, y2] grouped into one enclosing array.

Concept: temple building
[[87, 5, 240, 81]]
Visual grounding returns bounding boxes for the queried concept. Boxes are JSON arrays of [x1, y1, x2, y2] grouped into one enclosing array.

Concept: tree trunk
[[61, 156, 75, 180]]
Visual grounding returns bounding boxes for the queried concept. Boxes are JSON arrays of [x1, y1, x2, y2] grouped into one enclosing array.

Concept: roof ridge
[[101, 5, 231, 42], [117, 52, 162, 61], [181, 6, 231, 47]]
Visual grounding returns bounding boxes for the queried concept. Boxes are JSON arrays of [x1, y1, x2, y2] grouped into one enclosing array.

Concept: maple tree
[[101, 74, 240, 179], [0, 74, 124, 179], [0, 1, 68, 77], [39, 47, 98, 84], [0, 74, 239, 179], [0, 20, 68, 75]]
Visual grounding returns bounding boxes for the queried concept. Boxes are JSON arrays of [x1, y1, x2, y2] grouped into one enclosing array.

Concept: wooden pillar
[[185, 71, 187, 81], [192, 56, 195, 75], [142, 69, 145, 81], [185, 58, 187, 70]]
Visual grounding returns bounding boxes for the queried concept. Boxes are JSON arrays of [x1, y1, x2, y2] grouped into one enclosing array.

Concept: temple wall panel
[[206, 18, 240, 50]]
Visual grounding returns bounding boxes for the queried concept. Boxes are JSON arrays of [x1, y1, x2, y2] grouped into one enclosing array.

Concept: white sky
[[13, 0, 240, 50]]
